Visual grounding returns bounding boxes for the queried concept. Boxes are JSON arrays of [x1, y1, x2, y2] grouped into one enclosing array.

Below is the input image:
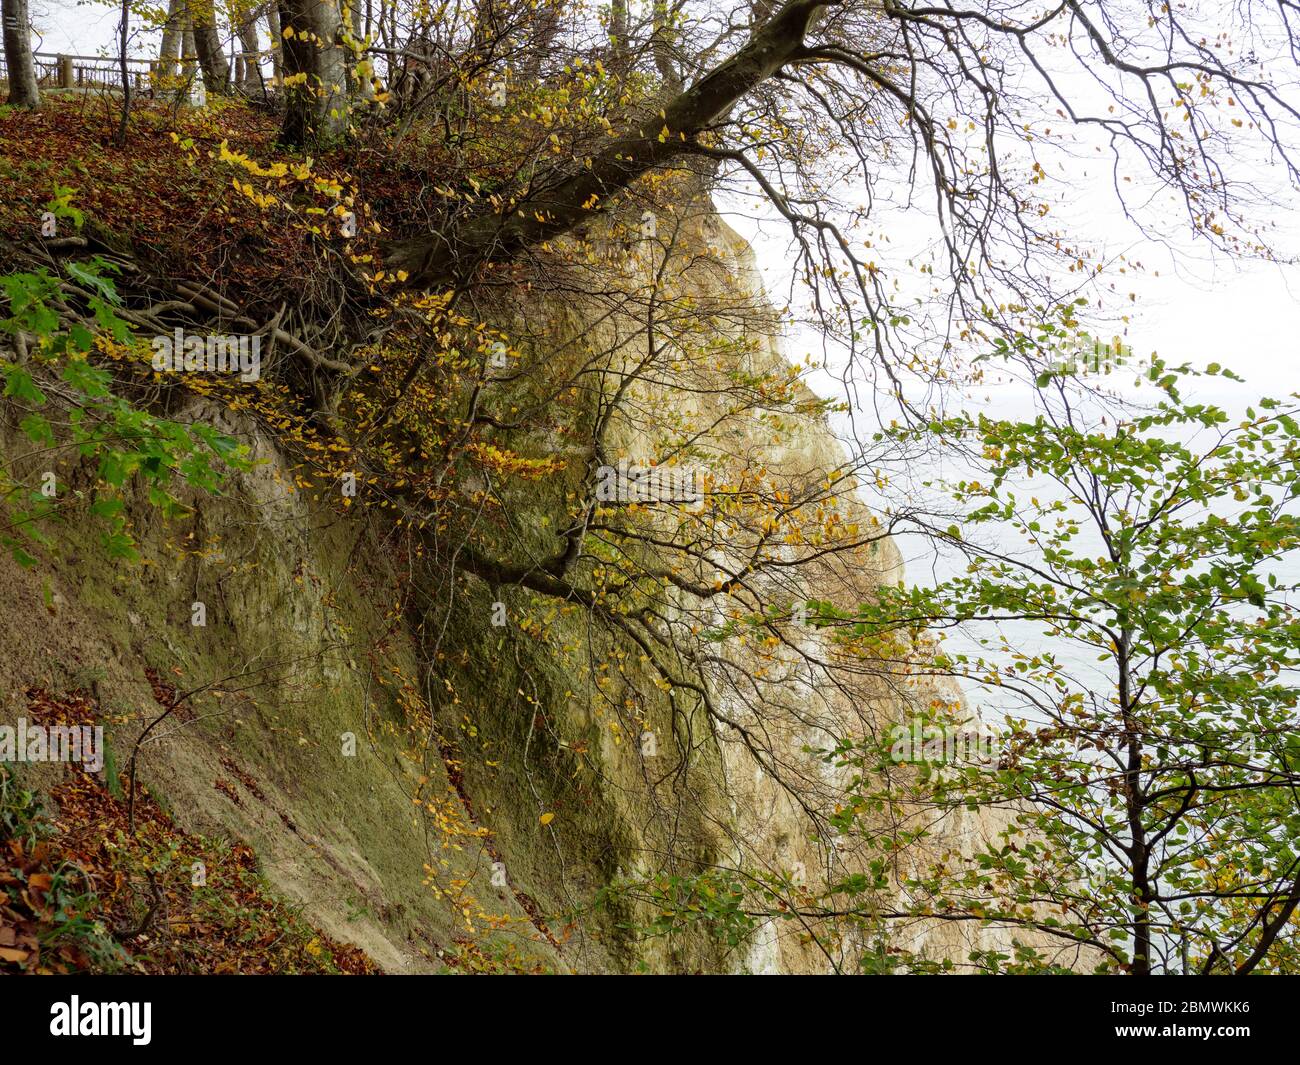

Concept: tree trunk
[[651, 0, 682, 91], [609, 0, 629, 73], [387, 0, 829, 288], [347, 0, 374, 103], [521, 2, 561, 79], [2, 0, 41, 109], [279, 0, 348, 145], [236, 14, 259, 88], [182, 18, 197, 83], [115, 0, 132, 145], [192, 5, 230, 94], [266, 4, 282, 81], [157, 0, 185, 82]]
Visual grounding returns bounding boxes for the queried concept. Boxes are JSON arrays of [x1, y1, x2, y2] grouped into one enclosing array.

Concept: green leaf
[[62, 357, 112, 398], [2, 365, 46, 406], [69, 323, 95, 353], [88, 297, 129, 342], [19, 413, 54, 447], [102, 530, 138, 561], [65, 258, 120, 305], [89, 498, 124, 520]]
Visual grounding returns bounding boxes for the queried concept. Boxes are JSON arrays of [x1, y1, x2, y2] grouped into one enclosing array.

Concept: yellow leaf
[[539, 812, 555, 825]]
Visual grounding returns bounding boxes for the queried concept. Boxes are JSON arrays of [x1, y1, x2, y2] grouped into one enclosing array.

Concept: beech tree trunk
[[158, 0, 185, 82], [2, 0, 41, 109], [182, 20, 197, 83], [267, 4, 282, 81], [609, 0, 629, 72], [192, 5, 230, 94], [347, 0, 374, 103], [387, 0, 829, 288], [279, 0, 348, 145], [235, 12, 259, 88], [651, 0, 682, 91]]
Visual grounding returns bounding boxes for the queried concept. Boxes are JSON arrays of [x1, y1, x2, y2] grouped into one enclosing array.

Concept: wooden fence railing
[[0, 51, 275, 92]]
